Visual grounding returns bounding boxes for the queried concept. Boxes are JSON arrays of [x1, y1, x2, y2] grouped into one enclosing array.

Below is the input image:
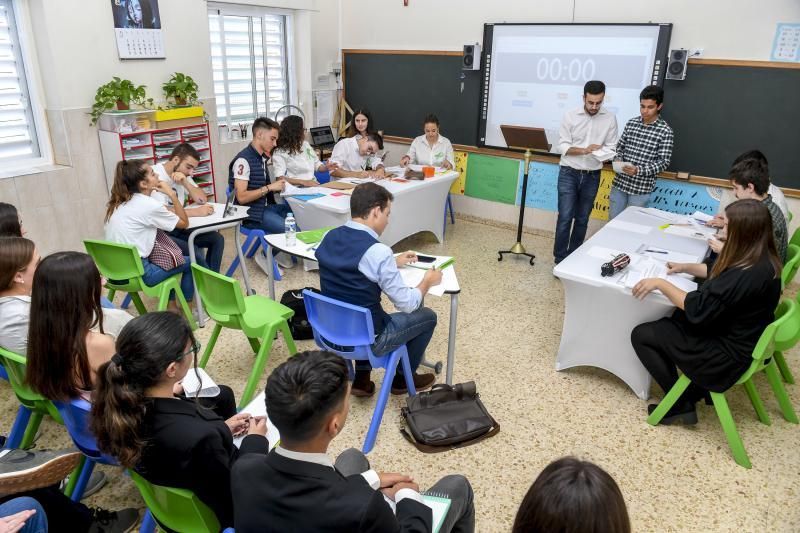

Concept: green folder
[[422, 493, 452, 533], [295, 226, 335, 244]]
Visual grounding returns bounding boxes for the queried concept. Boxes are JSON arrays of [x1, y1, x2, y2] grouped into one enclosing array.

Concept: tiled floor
[[2, 217, 798, 531]]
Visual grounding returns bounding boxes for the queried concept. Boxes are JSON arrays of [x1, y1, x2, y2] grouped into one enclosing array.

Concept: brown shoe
[[391, 373, 435, 395], [351, 370, 376, 398]]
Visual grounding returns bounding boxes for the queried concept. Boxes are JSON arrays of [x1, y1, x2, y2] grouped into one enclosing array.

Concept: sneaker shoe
[[276, 252, 295, 270], [0, 449, 82, 496], [391, 373, 436, 395], [61, 470, 107, 499], [88, 507, 140, 533], [351, 370, 375, 398]]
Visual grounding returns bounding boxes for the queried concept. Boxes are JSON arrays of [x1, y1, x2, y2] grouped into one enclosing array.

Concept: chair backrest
[[737, 305, 792, 383], [302, 290, 373, 360], [191, 264, 246, 320], [84, 239, 145, 281], [781, 244, 800, 287], [790, 226, 800, 249], [775, 298, 800, 352], [128, 470, 220, 533], [53, 397, 116, 463], [0, 347, 61, 421]]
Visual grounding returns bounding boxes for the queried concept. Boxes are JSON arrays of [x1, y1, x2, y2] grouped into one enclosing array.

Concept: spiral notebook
[[383, 491, 451, 533]]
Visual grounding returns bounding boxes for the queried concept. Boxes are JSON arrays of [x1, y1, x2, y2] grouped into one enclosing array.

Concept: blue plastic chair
[[224, 186, 282, 281], [302, 290, 416, 454], [53, 397, 120, 501], [442, 193, 455, 238]]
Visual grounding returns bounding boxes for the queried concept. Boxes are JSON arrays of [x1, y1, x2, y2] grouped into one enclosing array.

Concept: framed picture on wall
[[110, 0, 165, 59]]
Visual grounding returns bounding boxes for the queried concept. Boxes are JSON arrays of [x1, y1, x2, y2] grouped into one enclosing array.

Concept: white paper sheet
[[281, 183, 332, 197], [181, 368, 220, 398], [591, 147, 616, 161], [606, 219, 652, 235], [612, 161, 634, 173], [399, 267, 446, 297], [233, 392, 281, 450]]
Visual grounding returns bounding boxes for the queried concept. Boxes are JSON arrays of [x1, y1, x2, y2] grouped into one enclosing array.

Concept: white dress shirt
[[558, 106, 619, 171], [405, 134, 455, 168], [104, 193, 179, 257], [271, 141, 321, 181], [150, 163, 198, 207], [330, 137, 384, 172]]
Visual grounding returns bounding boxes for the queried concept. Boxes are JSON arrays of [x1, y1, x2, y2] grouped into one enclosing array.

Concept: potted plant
[[162, 72, 199, 107], [90, 77, 152, 124]]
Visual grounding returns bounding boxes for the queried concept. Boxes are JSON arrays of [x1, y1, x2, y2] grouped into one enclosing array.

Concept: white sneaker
[[275, 253, 295, 270], [303, 259, 318, 272]]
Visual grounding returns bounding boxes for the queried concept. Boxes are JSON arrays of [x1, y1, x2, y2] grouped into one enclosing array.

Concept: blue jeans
[[244, 203, 293, 235], [356, 307, 438, 377], [141, 257, 194, 301], [0, 496, 48, 533], [554, 166, 600, 263], [609, 186, 651, 220], [169, 228, 225, 273]]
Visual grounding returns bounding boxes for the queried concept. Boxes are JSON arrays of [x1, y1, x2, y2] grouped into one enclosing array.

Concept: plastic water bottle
[[285, 212, 297, 247]]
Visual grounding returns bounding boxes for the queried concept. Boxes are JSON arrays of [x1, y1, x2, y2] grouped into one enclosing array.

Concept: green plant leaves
[[90, 77, 152, 125], [162, 72, 199, 106]]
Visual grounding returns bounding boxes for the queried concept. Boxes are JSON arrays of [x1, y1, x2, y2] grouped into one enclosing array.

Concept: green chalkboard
[[465, 154, 520, 204], [663, 62, 800, 189], [343, 52, 481, 145]]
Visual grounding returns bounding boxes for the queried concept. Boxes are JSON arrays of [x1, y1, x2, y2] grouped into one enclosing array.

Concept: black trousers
[[0, 486, 93, 532], [180, 383, 237, 420]]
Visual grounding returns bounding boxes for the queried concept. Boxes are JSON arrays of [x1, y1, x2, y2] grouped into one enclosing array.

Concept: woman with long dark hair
[[632, 199, 782, 424], [272, 115, 338, 185], [0, 237, 39, 355], [0, 202, 24, 236], [91, 312, 268, 528], [26, 252, 132, 401], [345, 108, 375, 138]]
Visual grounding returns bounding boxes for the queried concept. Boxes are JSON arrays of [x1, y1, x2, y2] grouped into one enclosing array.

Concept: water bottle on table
[[285, 212, 297, 247]]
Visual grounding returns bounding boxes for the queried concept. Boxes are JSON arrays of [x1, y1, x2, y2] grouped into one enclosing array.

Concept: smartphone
[[416, 254, 436, 263]]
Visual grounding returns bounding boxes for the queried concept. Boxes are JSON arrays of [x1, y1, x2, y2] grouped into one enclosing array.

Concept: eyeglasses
[[177, 341, 201, 362]]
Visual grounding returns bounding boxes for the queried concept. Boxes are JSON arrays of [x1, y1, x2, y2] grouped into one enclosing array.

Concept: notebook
[[180, 368, 220, 398], [382, 491, 451, 533], [403, 253, 455, 271], [233, 392, 281, 450], [296, 226, 335, 244]]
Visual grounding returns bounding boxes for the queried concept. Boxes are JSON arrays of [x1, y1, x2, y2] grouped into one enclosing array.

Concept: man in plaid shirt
[[610, 85, 674, 219]]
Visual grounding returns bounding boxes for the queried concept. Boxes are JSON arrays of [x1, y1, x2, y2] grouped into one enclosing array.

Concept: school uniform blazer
[[232, 450, 433, 533], [136, 397, 269, 528]]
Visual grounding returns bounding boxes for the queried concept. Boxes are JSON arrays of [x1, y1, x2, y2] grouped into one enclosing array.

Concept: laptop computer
[[309, 126, 336, 151]]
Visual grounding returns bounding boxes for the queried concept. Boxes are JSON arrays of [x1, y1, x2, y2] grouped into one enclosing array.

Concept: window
[[0, 0, 41, 163], [208, 5, 293, 126]]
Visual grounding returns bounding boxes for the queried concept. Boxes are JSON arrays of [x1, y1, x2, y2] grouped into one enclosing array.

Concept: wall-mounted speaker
[[665, 49, 688, 80], [462, 44, 481, 71]]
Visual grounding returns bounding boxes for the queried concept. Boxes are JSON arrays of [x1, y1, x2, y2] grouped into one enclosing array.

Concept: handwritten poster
[[517, 161, 559, 211], [465, 154, 520, 205], [450, 151, 469, 195], [646, 179, 720, 215], [771, 23, 800, 62], [590, 170, 615, 221]]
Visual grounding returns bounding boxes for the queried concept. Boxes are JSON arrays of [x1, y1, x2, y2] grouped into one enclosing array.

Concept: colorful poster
[[646, 179, 720, 215], [590, 170, 615, 221], [464, 154, 520, 205], [517, 161, 559, 211], [450, 151, 468, 195]]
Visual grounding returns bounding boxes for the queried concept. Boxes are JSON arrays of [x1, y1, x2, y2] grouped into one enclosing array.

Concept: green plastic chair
[[647, 300, 798, 468], [128, 470, 220, 533], [790, 226, 800, 248], [191, 264, 297, 407], [83, 239, 197, 330], [782, 244, 800, 288], [774, 295, 800, 384]]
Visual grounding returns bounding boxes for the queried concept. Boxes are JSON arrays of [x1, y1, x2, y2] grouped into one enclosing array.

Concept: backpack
[[280, 287, 320, 340]]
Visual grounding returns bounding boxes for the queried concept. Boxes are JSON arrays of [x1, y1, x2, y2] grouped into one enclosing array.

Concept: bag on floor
[[280, 287, 319, 340], [400, 381, 499, 453]]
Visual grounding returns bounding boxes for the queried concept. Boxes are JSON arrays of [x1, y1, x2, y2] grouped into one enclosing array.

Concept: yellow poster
[[450, 151, 468, 195], [590, 169, 615, 221]]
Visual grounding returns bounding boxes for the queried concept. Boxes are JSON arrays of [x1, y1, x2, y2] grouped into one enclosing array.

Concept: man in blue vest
[[229, 117, 293, 269], [315, 183, 440, 397]]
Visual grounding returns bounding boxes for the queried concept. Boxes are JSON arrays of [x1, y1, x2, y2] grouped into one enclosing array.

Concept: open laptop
[[309, 126, 336, 151]]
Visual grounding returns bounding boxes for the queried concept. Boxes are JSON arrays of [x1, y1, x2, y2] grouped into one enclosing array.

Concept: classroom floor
[[3, 217, 799, 532]]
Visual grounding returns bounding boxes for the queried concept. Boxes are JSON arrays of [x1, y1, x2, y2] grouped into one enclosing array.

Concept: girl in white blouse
[[272, 115, 338, 185], [400, 114, 455, 170]]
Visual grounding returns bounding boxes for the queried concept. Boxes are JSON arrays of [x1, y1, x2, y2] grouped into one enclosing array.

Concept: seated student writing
[[151, 143, 225, 272], [315, 183, 440, 396], [329, 132, 386, 180], [399, 114, 455, 170], [272, 115, 339, 186], [512, 457, 630, 533], [711, 149, 789, 223], [91, 312, 268, 529], [0, 202, 24, 236], [631, 199, 781, 424], [231, 350, 475, 533], [104, 160, 195, 310], [0, 237, 39, 355]]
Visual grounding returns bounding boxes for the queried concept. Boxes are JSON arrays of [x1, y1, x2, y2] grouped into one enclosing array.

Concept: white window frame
[[0, 0, 51, 179], [207, 3, 297, 127]]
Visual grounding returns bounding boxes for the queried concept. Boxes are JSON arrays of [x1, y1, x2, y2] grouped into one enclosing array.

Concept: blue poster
[[517, 161, 559, 211], [646, 179, 721, 215]]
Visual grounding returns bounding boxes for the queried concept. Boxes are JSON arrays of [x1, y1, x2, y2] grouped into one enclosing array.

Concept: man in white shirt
[[231, 350, 475, 533], [329, 132, 386, 179], [152, 143, 224, 272], [553, 80, 618, 264]]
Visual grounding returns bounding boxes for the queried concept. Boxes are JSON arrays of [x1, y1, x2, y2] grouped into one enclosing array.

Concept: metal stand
[[498, 148, 535, 266]]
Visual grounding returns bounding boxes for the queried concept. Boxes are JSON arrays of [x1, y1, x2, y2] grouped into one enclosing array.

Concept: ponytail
[[105, 160, 150, 222]]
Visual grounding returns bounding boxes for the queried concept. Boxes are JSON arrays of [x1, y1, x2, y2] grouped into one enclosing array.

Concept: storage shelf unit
[[99, 122, 217, 203]]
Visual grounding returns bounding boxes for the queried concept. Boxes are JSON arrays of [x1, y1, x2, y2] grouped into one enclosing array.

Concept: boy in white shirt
[[329, 133, 386, 180]]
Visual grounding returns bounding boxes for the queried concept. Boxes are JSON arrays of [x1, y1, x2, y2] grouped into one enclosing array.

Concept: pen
[[644, 249, 668, 254]]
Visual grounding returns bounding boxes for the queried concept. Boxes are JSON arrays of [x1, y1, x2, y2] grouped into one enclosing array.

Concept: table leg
[[234, 224, 255, 296], [267, 244, 275, 300], [187, 231, 206, 327], [446, 293, 458, 385]]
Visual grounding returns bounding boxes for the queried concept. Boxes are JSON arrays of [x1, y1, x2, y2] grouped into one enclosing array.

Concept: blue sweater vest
[[315, 225, 390, 335], [228, 144, 274, 226]]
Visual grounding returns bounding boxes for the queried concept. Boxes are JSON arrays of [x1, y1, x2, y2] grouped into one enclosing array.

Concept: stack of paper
[[281, 183, 333, 197], [181, 368, 220, 398], [622, 259, 697, 293], [233, 392, 281, 450]]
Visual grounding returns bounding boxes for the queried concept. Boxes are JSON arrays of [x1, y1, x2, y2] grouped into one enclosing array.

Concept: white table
[[185, 203, 252, 326], [553, 207, 710, 399], [264, 233, 462, 384], [284, 169, 459, 247]]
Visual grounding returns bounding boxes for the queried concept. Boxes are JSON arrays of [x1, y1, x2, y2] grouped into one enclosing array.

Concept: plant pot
[[115, 100, 130, 111], [174, 97, 187, 106]]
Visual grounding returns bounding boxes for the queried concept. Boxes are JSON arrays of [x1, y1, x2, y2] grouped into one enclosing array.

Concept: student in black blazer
[[91, 312, 269, 529], [231, 350, 475, 533]]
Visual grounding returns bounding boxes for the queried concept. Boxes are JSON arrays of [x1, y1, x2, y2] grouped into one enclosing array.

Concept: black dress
[[634, 255, 780, 393]]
